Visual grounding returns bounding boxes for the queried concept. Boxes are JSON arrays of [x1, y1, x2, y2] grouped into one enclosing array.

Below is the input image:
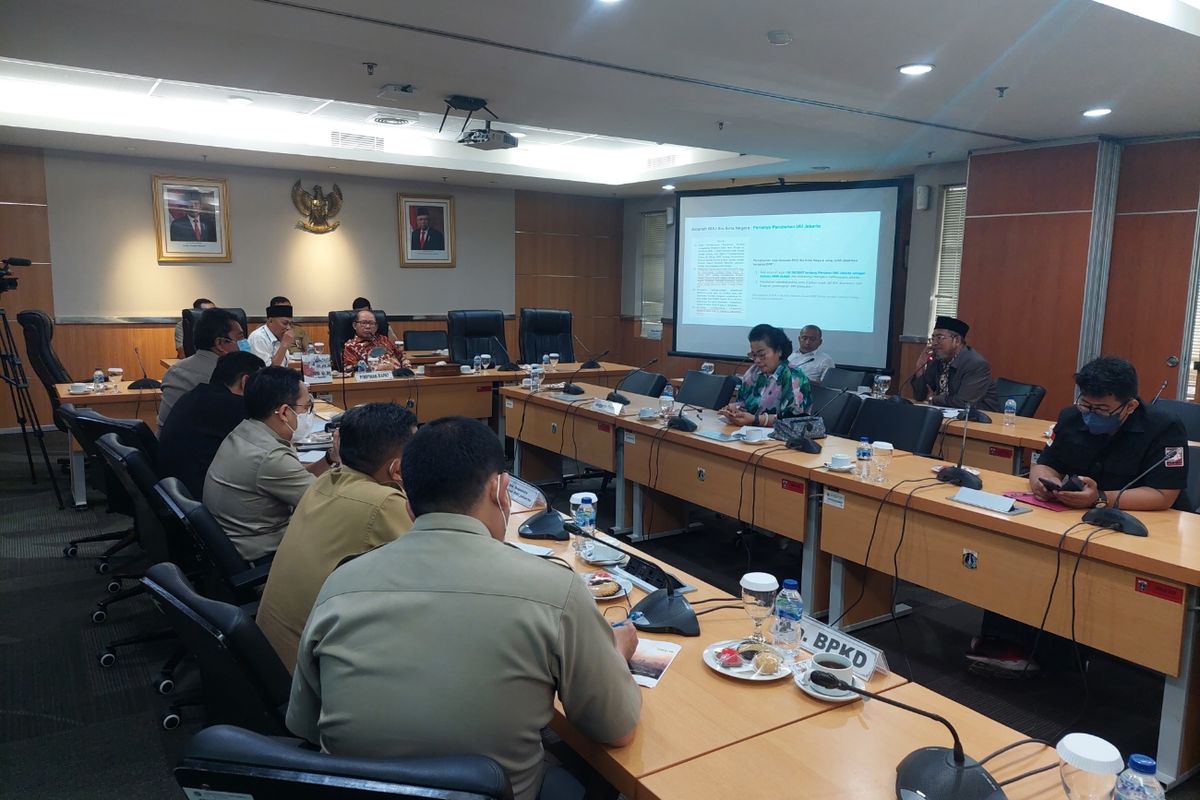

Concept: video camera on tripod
[[0, 256, 30, 293]]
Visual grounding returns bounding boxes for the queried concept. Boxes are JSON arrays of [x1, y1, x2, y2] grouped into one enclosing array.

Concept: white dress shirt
[[787, 349, 835, 382], [247, 324, 281, 365]]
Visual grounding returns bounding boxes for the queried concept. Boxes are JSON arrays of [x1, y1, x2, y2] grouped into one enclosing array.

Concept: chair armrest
[[229, 561, 271, 591]]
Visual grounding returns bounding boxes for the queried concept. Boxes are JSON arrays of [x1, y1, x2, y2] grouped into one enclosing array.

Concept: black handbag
[[770, 415, 826, 442]]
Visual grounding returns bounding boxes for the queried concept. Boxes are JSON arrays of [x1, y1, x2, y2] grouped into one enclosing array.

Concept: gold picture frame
[[398, 194, 455, 268], [152, 175, 232, 262]]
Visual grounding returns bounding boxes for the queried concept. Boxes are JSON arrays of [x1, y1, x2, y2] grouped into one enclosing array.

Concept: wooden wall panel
[[958, 213, 1094, 413], [0, 146, 47, 203], [965, 143, 1098, 216], [1116, 139, 1200, 213]]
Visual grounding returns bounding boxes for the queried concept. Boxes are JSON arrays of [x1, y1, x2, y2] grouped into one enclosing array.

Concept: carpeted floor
[[1, 433, 1197, 797]]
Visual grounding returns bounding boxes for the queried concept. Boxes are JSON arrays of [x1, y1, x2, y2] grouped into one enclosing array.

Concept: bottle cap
[[782, 578, 799, 590], [1128, 754, 1156, 775], [1056, 733, 1123, 775]]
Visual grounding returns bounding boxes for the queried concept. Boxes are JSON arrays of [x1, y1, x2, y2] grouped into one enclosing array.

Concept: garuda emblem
[[291, 180, 343, 234]]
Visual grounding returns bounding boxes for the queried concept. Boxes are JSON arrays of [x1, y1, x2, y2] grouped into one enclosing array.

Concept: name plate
[[799, 616, 889, 681], [949, 486, 1028, 514], [354, 370, 395, 382], [591, 398, 623, 414], [506, 474, 543, 510]]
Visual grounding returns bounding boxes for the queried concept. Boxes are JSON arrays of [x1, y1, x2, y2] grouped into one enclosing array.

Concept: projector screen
[[672, 181, 903, 369]]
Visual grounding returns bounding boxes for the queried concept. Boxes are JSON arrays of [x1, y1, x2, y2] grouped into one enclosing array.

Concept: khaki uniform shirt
[[203, 418, 314, 561], [158, 349, 218, 428], [287, 513, 642, 800], [257, 467, 412, 672]]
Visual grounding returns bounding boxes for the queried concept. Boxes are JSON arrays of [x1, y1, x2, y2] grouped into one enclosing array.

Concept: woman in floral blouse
[[720, 324, 813, 427]]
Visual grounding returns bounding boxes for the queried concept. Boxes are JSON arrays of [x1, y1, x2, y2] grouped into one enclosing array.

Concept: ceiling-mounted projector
[[458, 120, 517, 151]]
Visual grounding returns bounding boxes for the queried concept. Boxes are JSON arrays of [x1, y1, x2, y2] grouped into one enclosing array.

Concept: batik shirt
[[342, 335, 405, 371], [736, 361, 813, 418]]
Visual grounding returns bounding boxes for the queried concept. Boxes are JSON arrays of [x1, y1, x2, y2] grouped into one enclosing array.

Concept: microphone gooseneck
[[936, 403, 983, 489], [607, 357, 658, 404], [561, 349, 612, 395]]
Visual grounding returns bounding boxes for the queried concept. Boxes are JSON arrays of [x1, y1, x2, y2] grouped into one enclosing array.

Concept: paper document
[[628, 639, 682, 688]]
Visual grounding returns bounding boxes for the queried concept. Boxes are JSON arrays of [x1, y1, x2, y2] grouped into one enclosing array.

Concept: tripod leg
[[0, 309, 64, 508]]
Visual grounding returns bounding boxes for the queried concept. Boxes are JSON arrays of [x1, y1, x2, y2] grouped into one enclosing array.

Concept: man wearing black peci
[[909, 315, 1000, 411], [968, 355, 1188, 674]]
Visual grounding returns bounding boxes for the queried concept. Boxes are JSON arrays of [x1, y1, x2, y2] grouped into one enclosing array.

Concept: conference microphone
[[1081, 452, 1175, 537], [665, 402, 703, 432], [488, 336, 521, 372], [572, 333, 602, 370], [606, 357, 659, 405], [560, 349, 611, 395], [128, 347, 162, 389], [564, 522, 699, 636], [806, 671, 1003, 800], [936, 403, 983, 490], [1151, 379, 1169, 404], [2, 257, 32, 267]]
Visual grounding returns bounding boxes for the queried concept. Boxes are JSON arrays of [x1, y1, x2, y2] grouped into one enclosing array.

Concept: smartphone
[[1039, 475, 1084, 493]]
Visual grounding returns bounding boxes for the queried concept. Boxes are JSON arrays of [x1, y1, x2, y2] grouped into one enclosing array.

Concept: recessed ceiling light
[[897, 63, 934, 76], [1082, 107, 1112, 118], [766, 30, 794, 46], [662, 184, 676, 191], [598, 0, 621, 4], [226, 95, 253, 106], [511, 131, 527, 138]]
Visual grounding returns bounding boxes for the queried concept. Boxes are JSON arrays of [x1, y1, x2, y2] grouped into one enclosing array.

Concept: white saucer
[[822, 463, 856, 473], [793, 658, 865, 703]]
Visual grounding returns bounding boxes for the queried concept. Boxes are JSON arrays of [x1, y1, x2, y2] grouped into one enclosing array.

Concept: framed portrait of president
[[398, 194, 455, 268], [152, 175, 232, 262]]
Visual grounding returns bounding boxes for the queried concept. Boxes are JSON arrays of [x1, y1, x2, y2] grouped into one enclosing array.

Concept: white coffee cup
[[459, 365, 474, 374], [829, 452, 852, 469], [809, 652, 854, 694], [521, 377, 534, 389], [638, 407, 657, 419], [744, 428, 767, 442], [69, 382, 90, 394]]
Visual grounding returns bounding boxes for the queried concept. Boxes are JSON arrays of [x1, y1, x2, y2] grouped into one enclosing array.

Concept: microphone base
[[606, 392, 631, 405], [787, 436, 822, 454], [937, 466, 983, 490], [580, 359, 601, 369], [560, 383, 585, 396], [630, 589, 700, 637], [392, 368, 415, 378], [129, 378, 162, 389], [666, 415, 697, 432], [498, 363, 522, 372], [1082, 506, 1148, 537], [957, 409, 992, 424], [895, 747, 1004, 800], [517, 509, 569, 541]]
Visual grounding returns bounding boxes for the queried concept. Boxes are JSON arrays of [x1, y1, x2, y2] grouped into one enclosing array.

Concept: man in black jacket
[[909, 315, 1000, 411], [158, 351, 264, 499]]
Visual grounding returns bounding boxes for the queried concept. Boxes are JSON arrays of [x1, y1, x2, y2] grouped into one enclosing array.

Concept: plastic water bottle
[[1004, 398, 1017, 427], [541, 354, 551, 373], [570, 492, 597, 554], [306, 343, 315, 355], [92, 368, 105, 392], [856, 436, 872, 479], [472, 354, 482, 374], [769, 578, 803, 662], [356, 359, 367, 373], [530, 365, 544, 392], [660, 383, 674, 416], [1115, 755, 1164, 800]]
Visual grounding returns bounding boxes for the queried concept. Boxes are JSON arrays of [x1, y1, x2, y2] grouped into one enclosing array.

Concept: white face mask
[[287, 407, 315, 443]]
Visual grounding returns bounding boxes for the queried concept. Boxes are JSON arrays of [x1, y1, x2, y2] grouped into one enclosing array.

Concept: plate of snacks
[[701, 639, 792, 681], [584, 570, 632, 601]]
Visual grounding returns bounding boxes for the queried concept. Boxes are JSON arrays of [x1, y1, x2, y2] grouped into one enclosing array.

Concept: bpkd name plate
[[799, 616, 890, 681]]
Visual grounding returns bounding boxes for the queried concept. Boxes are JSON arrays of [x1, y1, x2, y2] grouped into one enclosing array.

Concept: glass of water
[[530, 366, 543, 392], [873, 374, 892, 399], [549, 352, 560, 372], [480, 354, 492, 370], [872, 441, 894, 483], [740, 572, 779, 644], [700, 362, 715, 375]]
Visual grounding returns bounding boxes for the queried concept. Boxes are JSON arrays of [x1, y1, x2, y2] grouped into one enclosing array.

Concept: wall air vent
[[330, 131, 384, 150]]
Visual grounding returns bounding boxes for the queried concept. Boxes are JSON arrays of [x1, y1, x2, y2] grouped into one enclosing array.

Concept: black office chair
[[447, 310, 507, 366], [621, 371, 668, 399], [142, 561, 292, 732], [403, 329, 448, 352], [994, 377, 1046, 418], [328, 309, 390, 372], [182, 307, 249, 356], [16, 309, 72, 432], [518, 308, 575, 365], [847, 398, 944, 456], [676, 370, 737, 410], [56, 404, 139, 558], [1155, 399, 1200, 442], [820, 367, 870, 392], [154, 478, 271, 606], [809, 385, 863, 437], [176, 725, 514, 800]]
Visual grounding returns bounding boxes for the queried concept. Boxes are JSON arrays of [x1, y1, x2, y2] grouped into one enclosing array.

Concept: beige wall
[[43, 151, 516, 319], [902, 161, 968, 337]]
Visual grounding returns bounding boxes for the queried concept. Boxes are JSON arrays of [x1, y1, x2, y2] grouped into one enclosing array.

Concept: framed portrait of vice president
[[152, 175, 232, 262], [398, 194, 455, 268]]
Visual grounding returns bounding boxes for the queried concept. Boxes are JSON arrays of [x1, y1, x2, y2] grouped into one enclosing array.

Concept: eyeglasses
[[353, 320, 377, 328], [289, 400, 315, 414], [747, 349, 772, 360], [216, 334, 245, 343], [1074, 398, 1129, 418], [929, 333, 957, 342]]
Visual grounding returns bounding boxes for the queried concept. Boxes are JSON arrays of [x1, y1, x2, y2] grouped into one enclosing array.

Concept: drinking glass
[[700, 362, 715, 375], [659, 392, 673, 417], [549, 352, 560, 372], [872, 441, 894, 483], [108, 367, 124, 392], [740, 572, 779, 644], [480, 354, 492, 370], [873, 374, 892, 398], [313, 342, 325, 355]]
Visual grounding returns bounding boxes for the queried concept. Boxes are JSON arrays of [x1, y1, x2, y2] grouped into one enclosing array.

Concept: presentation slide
[[674, 183, 900, 369]]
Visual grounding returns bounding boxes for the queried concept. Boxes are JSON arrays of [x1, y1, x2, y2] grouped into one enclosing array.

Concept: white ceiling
[[1, 0, 1197, 196]]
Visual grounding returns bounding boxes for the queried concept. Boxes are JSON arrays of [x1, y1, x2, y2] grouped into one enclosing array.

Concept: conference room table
[[503, 508, 1064, 799]]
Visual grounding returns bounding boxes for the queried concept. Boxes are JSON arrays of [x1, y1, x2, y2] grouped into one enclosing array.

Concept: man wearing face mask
[[968, 355, 1187, 675], [256, 402, 418, 672], [288, 417, 641, 800], [159, 307, 246, 428], [204, 366, 338, 562]]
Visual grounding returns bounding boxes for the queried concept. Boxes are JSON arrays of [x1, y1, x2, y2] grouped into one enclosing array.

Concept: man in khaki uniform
[[257, 402, 418, 671], [204, 366, 336, 561], [288, 417, 641, 800]]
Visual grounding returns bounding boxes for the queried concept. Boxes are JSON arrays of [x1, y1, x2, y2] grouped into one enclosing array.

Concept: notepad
[[628, 639, 682, 688]]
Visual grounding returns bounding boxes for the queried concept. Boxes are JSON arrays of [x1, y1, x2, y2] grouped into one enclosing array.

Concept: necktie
[[420, 231, 426, 248], [193, 217, 201, 240]]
